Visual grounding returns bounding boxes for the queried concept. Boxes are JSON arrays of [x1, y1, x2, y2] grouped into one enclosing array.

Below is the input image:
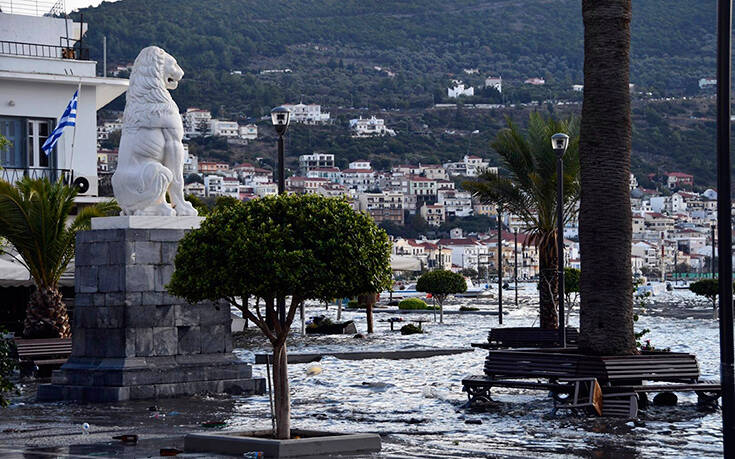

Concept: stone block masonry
[[38, 221, 265, 402]]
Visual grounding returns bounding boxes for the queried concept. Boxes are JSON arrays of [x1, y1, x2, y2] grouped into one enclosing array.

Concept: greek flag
[[41, 89, 78, 155]]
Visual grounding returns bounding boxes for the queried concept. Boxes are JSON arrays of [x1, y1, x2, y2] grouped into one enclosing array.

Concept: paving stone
[[153, 327, 178, 356], [77, 266, 98, 293], [177, 326, 201, 355], [135, 327, 154, 356], [154, 305, 175, 326], [160, 242, 179, 265], [125, 265, 155, 292], [155, 265, 174, 292], [88, 242, 110, 266], [107, 241, 128, 265], [96, 306, 125, 328], [124, 305, 150, 328], [133, 241, 161, 265], [105, 292, 126, 307], [142, 292, 163, 306], [124, 293, 142, 307], [98, 265, 124, 293], [175, 304, 199, 326], [201, 324, 225, 353]]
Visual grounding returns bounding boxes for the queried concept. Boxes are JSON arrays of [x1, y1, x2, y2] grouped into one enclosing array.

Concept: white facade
[[182, 108, 212, 137], [0, 13, 128, 198], [208, 119, 239, 137], [183, 151, 198, 175], [238, 123, 257, 140], [485, 76, 502, 93], [438, 190, 474, 217], [350, 116, 396, 137], [299, 153, 335, 175], [282, 103, 330, 124], [699, 78, 717, 89], [204, 175, 223, 196], [448, 82, 474, 98]]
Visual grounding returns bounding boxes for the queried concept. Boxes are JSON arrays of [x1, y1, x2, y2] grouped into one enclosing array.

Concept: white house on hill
[[0, 12, 128, 199]]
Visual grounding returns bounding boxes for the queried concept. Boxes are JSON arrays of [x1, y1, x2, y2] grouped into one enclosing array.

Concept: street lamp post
[[514, 228, 519, 307], [271, 106, 291, 327], [271, 106, 291, 195], [716, 0, 735, 453], [497, 207, 503, 325], [552, 133, 569, 348]]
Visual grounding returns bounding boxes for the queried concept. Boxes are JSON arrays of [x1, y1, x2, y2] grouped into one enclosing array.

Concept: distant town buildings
[[350, 116, 396, 137], [299, 153, 335, 175], [524, 77, 546, 85], [448, 80, 475, 98], [485, 76, 502, 93], [282, 103, 330, 124]]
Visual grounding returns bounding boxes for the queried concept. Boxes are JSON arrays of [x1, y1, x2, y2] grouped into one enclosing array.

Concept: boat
[[382, 283, 427, 300], [456, 278, 493, 298]]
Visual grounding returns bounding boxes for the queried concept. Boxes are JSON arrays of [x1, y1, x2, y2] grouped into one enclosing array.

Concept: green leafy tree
[[464, 113, 579, 329], [564, 267, 581, 326], [0, 331, 18, 407], [167, 194, 392, 439], [415, 269, 467, 323], [0, 178, 118, 338], [689, 279, 721, 317]]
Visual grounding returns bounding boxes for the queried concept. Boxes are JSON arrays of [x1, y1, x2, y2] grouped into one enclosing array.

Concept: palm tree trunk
[[578, 0, 636, 355], [23, 287, 71, 339], [538, 237, 558, 329], [272, 341, 291, 439]]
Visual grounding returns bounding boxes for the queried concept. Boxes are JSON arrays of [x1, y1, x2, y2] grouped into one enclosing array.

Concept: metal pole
[[514, 228, 518, 307], [277, 134, 286, 326], [498, 208, 503, 324], [713, 224, 717, 279], [557, 155, 566, 347], [716, 0, 735, 453], [102, 36, 106, 77], [277, 134, 285, 195]]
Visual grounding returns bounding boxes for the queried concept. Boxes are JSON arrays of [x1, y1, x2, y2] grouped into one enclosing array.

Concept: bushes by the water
[[398, 298, 437, 310], [400, 324, 424, 335], [459, 305, 479, 311]]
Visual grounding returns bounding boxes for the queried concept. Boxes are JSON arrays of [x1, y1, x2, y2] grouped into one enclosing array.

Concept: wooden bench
[[466, 349, 721, 418], [13, 338, 72, 377], [461, 374, 601, 415], [471, 327, 579, 350]]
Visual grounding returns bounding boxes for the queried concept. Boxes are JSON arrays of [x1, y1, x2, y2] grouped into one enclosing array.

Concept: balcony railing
[[0, 39, 90, 60], [1, 167, 73, 184]]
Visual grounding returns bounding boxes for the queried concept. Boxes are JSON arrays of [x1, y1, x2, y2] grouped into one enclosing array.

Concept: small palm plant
[[464, 113, 580, 329], [0, 177, 118, 338]]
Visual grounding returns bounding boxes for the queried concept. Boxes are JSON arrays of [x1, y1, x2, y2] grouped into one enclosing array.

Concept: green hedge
[[398, 298, 437, 310]]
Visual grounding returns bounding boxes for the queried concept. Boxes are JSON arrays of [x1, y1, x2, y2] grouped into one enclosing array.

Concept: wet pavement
[[0, 284, 725, 458]]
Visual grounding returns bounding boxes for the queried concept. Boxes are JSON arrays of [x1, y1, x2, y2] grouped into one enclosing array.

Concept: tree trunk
[[23, 286, 70, 338], [538, 237, 558, 329], [359, 293, 378, 333], [578, 0, 636, 355], [272, 341, 290, 439]]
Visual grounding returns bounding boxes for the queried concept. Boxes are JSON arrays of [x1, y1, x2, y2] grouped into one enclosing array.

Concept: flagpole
[[68, 80, 82, 182]]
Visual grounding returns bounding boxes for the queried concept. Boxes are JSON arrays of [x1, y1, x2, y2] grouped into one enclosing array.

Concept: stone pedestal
[[38, 217, 265, 402]]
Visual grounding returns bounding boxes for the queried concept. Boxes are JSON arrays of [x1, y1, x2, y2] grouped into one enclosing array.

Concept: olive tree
[[689, 279, 722, 318], [167, 194, 392, 439], [416, 270, 467, 323]]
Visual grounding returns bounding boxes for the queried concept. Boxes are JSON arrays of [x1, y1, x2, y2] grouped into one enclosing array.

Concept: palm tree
[[577, 0, 636, 355], [0, 177, 117, 338], [465, 113, 580, 329]]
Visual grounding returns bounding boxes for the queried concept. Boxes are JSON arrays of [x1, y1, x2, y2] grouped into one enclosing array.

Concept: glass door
[[26, 119, 55, 179]]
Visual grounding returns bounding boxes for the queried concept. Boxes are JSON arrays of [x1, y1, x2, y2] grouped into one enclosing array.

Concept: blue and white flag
[[41, 89, 78, 155]]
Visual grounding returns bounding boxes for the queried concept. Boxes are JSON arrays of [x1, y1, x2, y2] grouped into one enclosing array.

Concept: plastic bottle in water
[[242, 452, 264, 458]]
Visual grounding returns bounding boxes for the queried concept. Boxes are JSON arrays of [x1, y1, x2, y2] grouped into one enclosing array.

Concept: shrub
[[398, 298, 430, 310], [400, 324, 424, 335], [347, 299, 363, 309], [416, 270, 467, 322], [459, 305, 479, 311], [0, 331, 18, 407]]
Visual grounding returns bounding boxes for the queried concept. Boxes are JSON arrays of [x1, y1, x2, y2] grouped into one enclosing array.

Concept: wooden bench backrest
[[14, 338, 72, 358], [488, 327, 579, 347]]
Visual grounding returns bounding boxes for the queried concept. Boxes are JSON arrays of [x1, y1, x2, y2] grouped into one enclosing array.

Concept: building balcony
[[1, 166, 73, 184], [0, 39, 90, 61]]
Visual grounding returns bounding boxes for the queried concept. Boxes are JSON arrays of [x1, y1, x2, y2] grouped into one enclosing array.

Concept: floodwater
[[1, 284, 725, 458]]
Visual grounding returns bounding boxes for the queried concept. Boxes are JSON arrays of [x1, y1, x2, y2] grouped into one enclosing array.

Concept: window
[[0, 116, 56, 170]]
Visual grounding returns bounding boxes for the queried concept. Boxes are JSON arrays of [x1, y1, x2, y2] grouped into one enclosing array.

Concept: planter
[[185, 429, 381, 457], [305, 316, 357, 335]]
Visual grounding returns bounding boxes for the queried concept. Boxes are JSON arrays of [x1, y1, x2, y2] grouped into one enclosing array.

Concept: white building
[[443, 155, 494, 177], [282, 103, 330, 124], [299, 153, 335, 175], [699, 78, 717, 89], [438, 190, 474, 218], [238, 123, 257, 140], [485, 76, 502, 93], [208, 119, 239, 137], [340, 167, 377, 192], [182, 108, 212, 138], [183, 151, 198, 175], [350, 116, 396, 137], [204, 175, 223, 196], [524, 77, 545, 85], [0, 12, 128, 199], [572, 84, 584, 92], [183, 181, 205, 197], [448, 81, 474, 98], [306, 167, 340, 182], [96, 118, 123, 141]]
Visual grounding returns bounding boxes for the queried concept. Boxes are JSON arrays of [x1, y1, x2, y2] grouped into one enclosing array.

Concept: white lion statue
[[112, 46, 198, 216]]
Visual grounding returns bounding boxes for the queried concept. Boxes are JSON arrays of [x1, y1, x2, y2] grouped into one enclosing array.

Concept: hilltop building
[[299, 153, 335, 175], [485, 76, 502, 93], [448, 80, 474, 98], [350, 116, 395, 137], [282, 103, 330, 124]]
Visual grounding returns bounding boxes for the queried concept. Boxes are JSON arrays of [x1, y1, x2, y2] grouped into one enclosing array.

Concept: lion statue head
[[122, 46, 184, 130]]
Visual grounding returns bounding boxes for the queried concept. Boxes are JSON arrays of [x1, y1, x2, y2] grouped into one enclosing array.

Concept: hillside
[[77, 0, 721, 186]]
